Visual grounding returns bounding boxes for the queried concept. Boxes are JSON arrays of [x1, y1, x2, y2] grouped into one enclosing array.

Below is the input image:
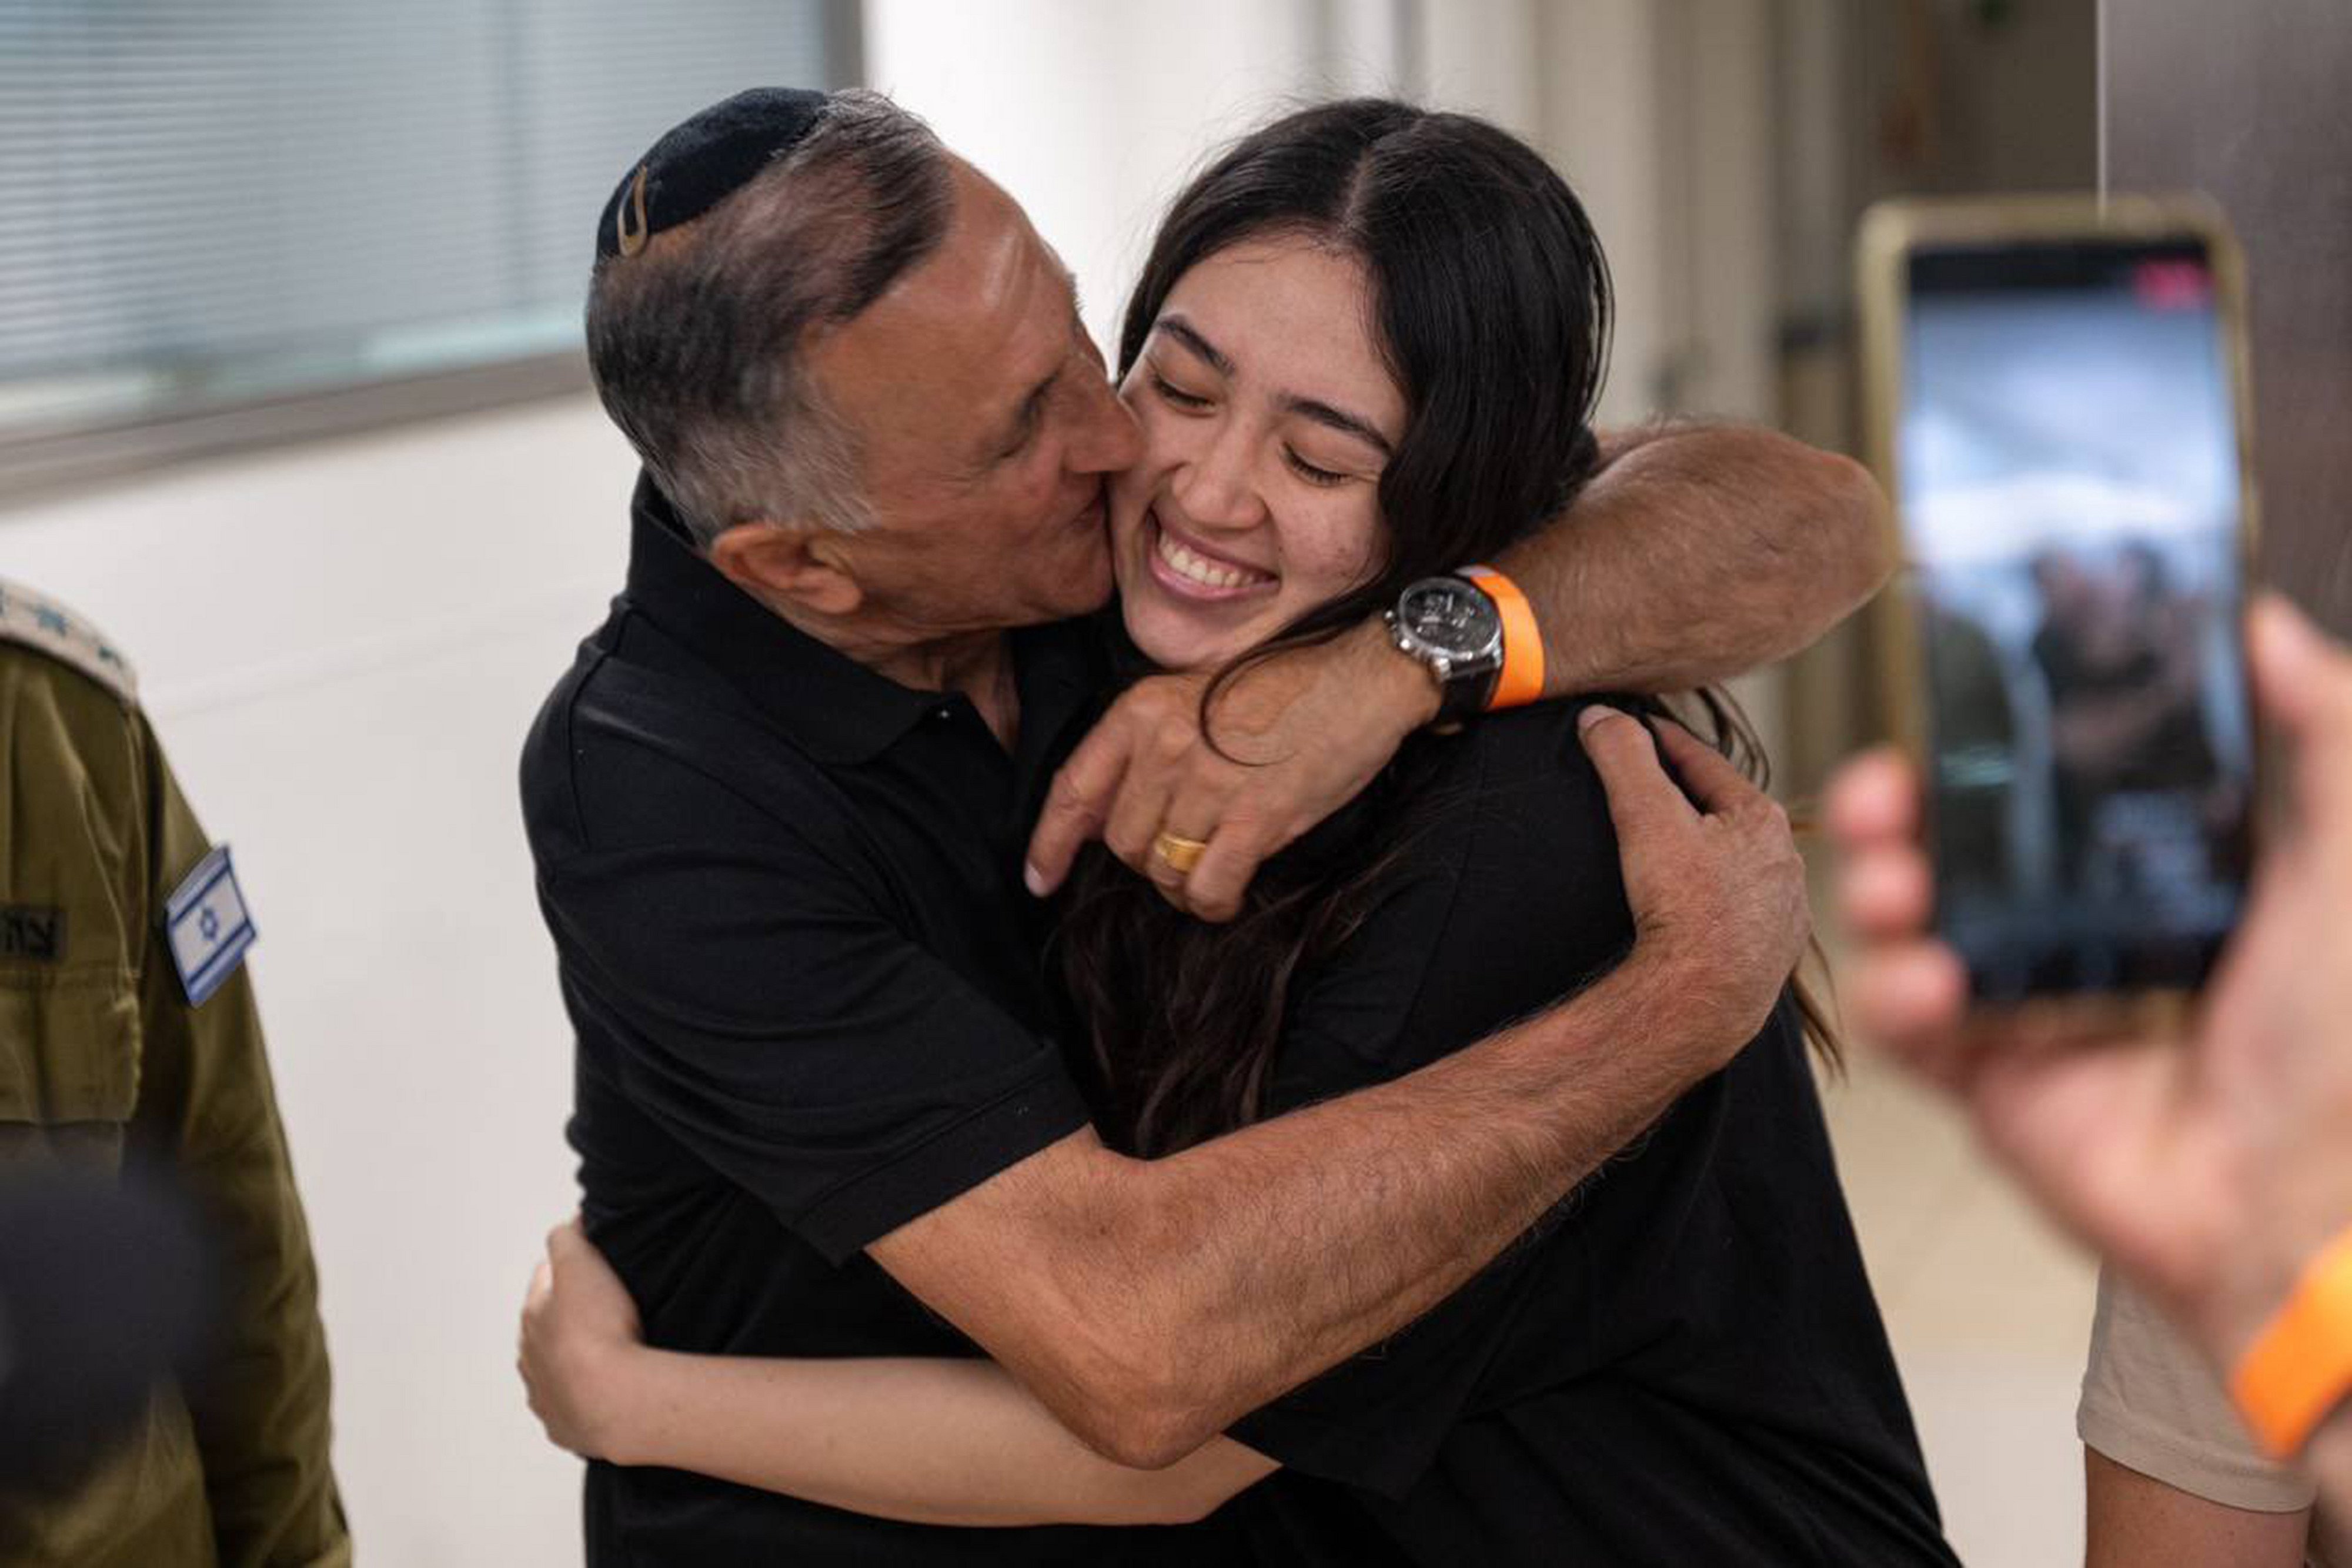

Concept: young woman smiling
[[520, 100, 1958, 1566]]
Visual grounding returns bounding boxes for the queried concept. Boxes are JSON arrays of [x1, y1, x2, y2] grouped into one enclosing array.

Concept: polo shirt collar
[[622, 471, 934, 764]]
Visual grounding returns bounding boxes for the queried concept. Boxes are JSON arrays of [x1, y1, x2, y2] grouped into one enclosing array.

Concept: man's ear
[[708, 521, 863, 618]]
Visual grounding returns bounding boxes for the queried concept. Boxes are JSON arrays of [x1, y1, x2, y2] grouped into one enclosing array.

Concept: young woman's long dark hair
[[1057, 99, 1830, 1159]]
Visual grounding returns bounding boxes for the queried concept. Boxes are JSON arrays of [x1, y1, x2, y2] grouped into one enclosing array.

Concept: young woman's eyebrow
[[1155, 315, 1234, 375], [1158, 312, 1390, 456], [1281, 394, 1392, 457]]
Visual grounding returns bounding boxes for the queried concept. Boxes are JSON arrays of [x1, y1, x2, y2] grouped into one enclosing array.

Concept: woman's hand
[[518, 1218, 647, 1461]]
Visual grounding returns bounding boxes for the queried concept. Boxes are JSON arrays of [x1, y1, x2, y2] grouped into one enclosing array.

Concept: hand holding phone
[[1826, 598, 2352, 1377]]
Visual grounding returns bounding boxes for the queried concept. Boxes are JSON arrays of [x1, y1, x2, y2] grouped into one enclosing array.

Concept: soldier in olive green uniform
[[0, 579, 349, 1567]]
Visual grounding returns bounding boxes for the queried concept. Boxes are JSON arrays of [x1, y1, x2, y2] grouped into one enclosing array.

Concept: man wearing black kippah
[[519, 86, 1890, 1563]]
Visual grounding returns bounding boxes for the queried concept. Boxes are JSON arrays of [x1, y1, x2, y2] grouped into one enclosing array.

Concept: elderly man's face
[[806, 158, 1140, 637]]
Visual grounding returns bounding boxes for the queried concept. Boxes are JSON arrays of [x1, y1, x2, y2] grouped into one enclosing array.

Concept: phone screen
[[1898, 233, 2253, 998]]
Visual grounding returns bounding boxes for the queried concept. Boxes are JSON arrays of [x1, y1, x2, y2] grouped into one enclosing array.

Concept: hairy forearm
[[1018, 958, 1713, 1465], [1496, 422, 1894, 694], [602, 1350, 1267, 1526], [906, 711, 1800, 1466]]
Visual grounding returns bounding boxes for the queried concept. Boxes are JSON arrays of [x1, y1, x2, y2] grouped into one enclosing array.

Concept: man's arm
[[1025, 422, 1890, 920], [887, 713, 1806, 1468], [1496, 421, 1893, 696]]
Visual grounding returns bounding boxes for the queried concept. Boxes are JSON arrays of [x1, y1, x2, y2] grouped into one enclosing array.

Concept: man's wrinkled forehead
[[813, 160, 1080, 450], [906, 159, 1067, 325]]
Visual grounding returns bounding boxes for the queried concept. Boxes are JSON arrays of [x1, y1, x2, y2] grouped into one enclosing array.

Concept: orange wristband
[[1460, 564, 1544, 710], [2230, 1222, 2352, 1456]]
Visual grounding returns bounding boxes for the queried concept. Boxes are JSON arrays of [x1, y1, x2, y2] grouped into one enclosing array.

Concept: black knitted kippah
[[595, 86, 831, 263]]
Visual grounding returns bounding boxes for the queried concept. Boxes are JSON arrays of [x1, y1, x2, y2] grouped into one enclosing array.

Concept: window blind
[[0, 1, 844, 439]]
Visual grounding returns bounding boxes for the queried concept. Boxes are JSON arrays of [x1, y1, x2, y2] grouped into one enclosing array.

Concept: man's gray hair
[[585, 91, 954, 547]]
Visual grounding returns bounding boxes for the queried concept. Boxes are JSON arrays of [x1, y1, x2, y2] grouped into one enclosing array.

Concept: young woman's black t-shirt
[[1177, 699, 1960, 1566]]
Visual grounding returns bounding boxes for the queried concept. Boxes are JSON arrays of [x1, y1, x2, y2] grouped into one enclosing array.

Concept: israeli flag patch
[[166, 845, 257, 1006]]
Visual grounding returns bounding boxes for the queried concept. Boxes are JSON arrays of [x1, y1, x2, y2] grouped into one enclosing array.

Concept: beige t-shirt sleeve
[[2080, 1262, 2331, 1559]]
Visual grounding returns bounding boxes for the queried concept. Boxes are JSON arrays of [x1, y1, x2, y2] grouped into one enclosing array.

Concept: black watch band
[[1435, 660, 1501, 725]]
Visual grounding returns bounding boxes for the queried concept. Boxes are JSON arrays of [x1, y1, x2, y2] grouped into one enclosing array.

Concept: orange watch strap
[[2230, 1222, 2352, 1456], [1461, 564, 1545, 710]]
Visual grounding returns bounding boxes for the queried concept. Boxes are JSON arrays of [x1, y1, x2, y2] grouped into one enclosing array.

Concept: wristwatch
[[1385, 574, 1506, 724]]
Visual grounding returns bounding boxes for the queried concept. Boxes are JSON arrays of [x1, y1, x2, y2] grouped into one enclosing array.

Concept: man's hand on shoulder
[[1024, 620, 1436, 922], [1578, 707, 1809, 1058]]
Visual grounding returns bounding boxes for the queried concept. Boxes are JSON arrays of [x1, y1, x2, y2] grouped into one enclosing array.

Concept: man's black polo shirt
[[519, 477, 1207, 1564]]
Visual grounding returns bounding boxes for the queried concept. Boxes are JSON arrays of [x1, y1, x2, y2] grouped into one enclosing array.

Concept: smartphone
[[1857, 196, 2259, 1003]]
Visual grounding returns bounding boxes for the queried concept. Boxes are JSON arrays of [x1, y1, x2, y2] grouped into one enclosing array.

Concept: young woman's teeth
[[1158, 529, 1265, 590]]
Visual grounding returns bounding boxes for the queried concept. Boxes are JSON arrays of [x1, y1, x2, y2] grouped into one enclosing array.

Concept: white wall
[[863, 0, 1327, 353], [2, 396, 634, 1566], [865, 0, 1771, 432]]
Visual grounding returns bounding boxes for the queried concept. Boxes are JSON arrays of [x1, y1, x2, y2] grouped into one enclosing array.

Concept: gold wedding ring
[[1151, 831, 1210, 875]]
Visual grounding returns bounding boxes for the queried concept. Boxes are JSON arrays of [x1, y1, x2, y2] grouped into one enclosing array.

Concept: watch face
[[1399, 580, 1502, 659]]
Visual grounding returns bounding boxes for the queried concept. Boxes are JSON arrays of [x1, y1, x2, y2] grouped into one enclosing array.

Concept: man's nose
[[1069, 369, 1142, 476]]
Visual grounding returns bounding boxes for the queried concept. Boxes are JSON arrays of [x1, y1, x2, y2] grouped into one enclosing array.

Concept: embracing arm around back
[[522, 1222, 1277, 1526], [1501, 422, 1893, 695], [874, 714, 1799, 1471], [525, 713, 1806, 1500]]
